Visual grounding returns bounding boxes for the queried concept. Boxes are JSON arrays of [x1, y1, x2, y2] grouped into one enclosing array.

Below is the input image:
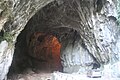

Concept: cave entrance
[[8, 30, 63, 79], [28, 32, 62, 72], [8, 0, 93, 79]]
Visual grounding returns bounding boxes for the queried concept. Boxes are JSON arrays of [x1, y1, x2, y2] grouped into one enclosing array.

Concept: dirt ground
[[7, 69, 120, 80]]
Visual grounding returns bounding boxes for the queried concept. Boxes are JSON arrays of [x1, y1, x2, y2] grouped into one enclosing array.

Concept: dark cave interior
[[8, 30, 64, 77], [28, 32, 63, 72]]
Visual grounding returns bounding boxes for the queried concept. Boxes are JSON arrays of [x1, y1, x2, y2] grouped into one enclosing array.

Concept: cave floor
[[7, 69, 119, 80], [7, 68, 52, 80]]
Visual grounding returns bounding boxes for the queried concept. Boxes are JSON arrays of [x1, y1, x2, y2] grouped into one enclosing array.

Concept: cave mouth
[[7, 31, 63, 78], [7, 0, 101, 79]]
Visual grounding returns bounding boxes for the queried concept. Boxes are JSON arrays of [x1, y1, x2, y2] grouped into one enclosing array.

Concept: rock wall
[[28, 32, 62, 72], [61, 33, 94, 73], [0, 0, 54, 80]]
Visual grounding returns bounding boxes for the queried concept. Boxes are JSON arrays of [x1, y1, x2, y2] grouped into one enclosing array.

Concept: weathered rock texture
[[0, 0, 54, 80], [0, 0, 120, 80], [28, 32, 62, 72]]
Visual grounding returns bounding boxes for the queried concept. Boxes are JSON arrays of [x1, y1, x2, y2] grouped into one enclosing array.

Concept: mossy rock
[[0, 32, 13, 43]]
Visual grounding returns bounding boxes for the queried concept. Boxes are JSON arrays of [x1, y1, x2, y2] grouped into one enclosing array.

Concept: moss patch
[[0, 32, 13, 43]]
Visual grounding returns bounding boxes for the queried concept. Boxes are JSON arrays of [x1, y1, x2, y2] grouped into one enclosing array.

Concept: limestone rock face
[[0, 0, 120, 79], [61, 34, 94, 73], [0, 41, 14, 80], [0, 0, 54, 79]]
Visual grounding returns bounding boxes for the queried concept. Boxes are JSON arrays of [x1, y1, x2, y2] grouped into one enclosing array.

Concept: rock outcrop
[[0, 0, 54, 79], [0, 0, 120, 80]]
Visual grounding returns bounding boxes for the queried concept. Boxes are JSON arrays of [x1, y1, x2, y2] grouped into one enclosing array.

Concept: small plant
[[0, 32, 13, 43]]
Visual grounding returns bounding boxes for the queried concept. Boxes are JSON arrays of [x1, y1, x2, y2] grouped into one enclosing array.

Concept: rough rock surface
[[0, 0, 120, 80], [52, 71, 120, 80], [28, 32, 62, 72], [0, 0, 54, 80]]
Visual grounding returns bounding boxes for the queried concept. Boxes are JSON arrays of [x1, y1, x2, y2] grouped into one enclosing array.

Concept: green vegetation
[[0, 32, 13, 43], [0, 1, 14, 43]]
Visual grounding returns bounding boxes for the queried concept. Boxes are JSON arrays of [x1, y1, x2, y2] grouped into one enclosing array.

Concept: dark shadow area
[[7, 29, 63, 78]]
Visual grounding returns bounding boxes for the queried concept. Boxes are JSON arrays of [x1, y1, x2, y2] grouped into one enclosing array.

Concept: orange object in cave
[[28, 32, 62, 72]]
